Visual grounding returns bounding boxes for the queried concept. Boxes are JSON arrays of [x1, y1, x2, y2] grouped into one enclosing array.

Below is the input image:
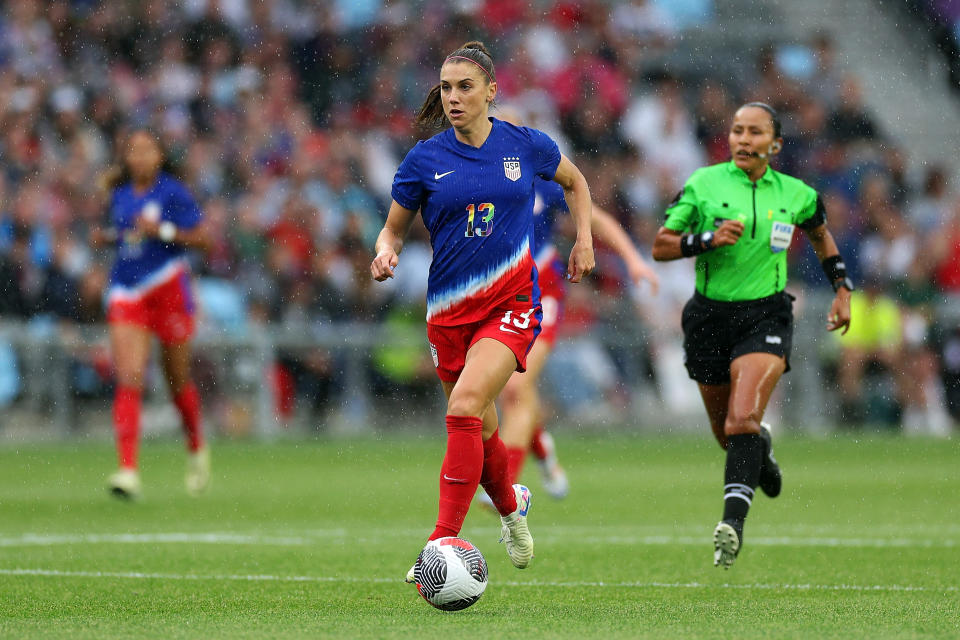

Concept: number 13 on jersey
[[465, 203, 495, 237]]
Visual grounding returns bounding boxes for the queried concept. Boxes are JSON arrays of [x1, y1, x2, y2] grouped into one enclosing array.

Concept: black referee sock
[[721, 433, 765, 540]]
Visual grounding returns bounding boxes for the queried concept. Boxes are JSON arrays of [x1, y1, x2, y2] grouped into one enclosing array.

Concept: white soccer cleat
[[536, 431, 569, 499], [539, 459, 569, 500], [185, 447, 211, 496], [405, 563, 416, 583], [499, 484, 534, 569], [713, 521, 741, 569], [108, 468, 141, 499]]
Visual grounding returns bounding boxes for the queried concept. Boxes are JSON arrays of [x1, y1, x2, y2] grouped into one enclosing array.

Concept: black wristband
[[821, 255, 854, 292], [680, 232, 714, 257]]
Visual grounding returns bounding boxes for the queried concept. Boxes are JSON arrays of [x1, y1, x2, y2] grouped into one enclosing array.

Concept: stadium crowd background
[[0, 0, 958, 434]]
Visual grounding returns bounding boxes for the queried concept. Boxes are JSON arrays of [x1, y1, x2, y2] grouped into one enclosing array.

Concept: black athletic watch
[[701, 231, 714, 249], [832, 277, 855, 293]]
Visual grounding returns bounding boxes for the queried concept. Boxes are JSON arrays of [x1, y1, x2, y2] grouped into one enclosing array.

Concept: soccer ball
[[413, 537, 488, 611]]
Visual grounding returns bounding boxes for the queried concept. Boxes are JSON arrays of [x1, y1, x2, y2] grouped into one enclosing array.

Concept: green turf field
[[0, 431, 957, 639]]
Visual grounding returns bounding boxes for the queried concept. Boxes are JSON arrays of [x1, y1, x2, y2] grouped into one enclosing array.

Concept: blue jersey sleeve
[[391, 144, 424, 211], [524, 127, 561, 181], [167, 180, 202, 229]]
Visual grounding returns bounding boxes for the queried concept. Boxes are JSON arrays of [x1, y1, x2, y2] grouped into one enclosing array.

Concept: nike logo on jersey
[[499, 325, 521, 335], [434, 170, 455, 180]]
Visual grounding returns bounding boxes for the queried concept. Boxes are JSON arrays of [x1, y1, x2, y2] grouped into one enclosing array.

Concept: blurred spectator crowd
[[0, 0, 958, 433], [912, 0, 960, 93]]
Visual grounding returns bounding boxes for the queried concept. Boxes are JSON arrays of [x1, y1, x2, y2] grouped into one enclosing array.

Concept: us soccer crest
[[503, 157, 521, 181]]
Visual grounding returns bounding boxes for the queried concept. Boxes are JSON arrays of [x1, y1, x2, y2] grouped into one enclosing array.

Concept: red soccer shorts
[[427, 299, 543, 383], [108, 270, 196, 345], [535, 263, 566, 346]]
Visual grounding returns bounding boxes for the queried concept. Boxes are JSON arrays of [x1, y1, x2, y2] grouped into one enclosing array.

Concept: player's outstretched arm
[[371, 200, 418, 282], [552, 154, 594, 283], [591, 205, 659, 295], [803, 223, 852, 335]]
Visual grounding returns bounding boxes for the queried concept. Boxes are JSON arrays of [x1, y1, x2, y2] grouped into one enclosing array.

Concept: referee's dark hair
[[741, 102, 782, 138]]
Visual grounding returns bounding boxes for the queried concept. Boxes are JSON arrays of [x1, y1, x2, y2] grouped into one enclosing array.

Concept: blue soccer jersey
[[392, 118, 561, 325], [532, 177, 568, 279], [108, 172, 202, 299]]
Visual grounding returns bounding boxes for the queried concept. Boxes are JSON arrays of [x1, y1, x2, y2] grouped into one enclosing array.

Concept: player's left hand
[[826, 288, 852, 334], [371, 248, 399, 281], [567, 238, 594, 283], [628, 256, 659, 296]]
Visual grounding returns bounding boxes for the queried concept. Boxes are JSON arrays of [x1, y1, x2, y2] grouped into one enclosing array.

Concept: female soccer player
[[652, 102, 852, 568], [93, 129, 210, 499], [496, 177, 660, 498], [370, 42, 594, 576]]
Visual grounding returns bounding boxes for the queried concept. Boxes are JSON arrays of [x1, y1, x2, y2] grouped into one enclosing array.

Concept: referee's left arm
[[803, 223, 853, 334]]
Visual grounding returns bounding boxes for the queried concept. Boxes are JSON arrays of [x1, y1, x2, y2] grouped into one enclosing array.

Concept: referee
[[652, 102, 853, 569]]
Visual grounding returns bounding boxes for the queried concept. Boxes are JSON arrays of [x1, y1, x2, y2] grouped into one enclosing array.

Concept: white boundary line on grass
[[0, 531, 957, 549], [0, 568, 955, 594]]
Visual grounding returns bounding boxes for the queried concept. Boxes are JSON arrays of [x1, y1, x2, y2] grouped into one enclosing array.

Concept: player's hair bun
[[461, 41, 492, 59]]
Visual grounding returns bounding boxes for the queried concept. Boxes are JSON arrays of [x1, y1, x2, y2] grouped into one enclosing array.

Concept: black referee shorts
[[681, 291, 794, 385]]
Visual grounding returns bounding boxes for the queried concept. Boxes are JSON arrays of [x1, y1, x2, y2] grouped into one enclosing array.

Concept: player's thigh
[[109, 322, 153, 388], [447, 338, 520, 418], [725, 352, 786, 435]]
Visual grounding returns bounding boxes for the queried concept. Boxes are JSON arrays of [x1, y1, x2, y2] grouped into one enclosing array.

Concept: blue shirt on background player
[[108, 172, 202, 300], [531, 177, 568, 280]]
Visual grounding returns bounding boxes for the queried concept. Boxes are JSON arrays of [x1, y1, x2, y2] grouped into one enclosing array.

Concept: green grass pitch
[[0, 431, 957, 639]]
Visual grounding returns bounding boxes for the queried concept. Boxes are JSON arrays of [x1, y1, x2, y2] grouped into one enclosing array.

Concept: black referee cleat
[[758, 422, 782, 498]]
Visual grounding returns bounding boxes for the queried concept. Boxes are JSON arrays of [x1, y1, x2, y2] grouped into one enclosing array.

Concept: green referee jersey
[[664, 161, 825, 302]]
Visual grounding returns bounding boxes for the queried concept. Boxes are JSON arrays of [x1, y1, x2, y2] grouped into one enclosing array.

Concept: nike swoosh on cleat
[[434, 171, 455, 180], [499, 325, 520, 335]]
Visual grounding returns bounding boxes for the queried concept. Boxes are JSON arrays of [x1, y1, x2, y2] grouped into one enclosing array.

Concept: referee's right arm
[[652, 221, 743, 261]]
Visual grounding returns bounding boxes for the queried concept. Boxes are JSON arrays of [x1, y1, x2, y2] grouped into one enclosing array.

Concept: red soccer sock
[[506, 446, 527, 486], [430, 415, 484, 540], [530, 425, 549, 460], [113, 385, 141, 469], [173, 383, 204, 452], [480, 430, 519, 517]]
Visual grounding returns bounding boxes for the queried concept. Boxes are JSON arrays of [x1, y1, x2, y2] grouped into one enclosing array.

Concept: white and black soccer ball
[[414, 537, 488, 611]]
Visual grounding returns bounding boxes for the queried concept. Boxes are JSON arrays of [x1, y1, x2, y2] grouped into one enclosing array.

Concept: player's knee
[[115, 372, 145, 390], [723, 409, 761, 436], [500, 376, 529, 407], [447, 388, 489, 418]]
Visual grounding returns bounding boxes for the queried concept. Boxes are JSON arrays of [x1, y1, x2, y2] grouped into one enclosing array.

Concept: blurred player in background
[[92, 130, 210, 499], [652, 103, 852, 568], [486, 172, 660, 503], [370, 42, 594, 578]]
